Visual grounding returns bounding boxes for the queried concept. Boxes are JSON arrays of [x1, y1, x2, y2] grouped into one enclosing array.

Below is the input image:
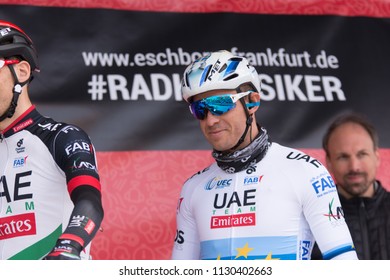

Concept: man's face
[[192, 89, 252, 152], [0, 59, 15, 120], [326, 122, 380, 198]]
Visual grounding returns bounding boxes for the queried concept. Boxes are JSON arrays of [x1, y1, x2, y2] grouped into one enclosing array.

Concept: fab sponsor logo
[[243, 175, 263, 185], [13, 156, 28, 168], [300, 240, 312, 260], [65, 140, 92, 156], [0, 213, 36, 240], [311, 173, 337, 197]]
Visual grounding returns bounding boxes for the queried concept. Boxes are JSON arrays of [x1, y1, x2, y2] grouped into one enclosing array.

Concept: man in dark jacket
[[312, 113, 390, 259]]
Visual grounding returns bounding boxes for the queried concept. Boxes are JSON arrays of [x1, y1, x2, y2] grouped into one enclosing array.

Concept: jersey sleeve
[[52, 124, 101, 193], [298, 160, 358, 260], [51, 124, 103, 250], [171, 180, 201, 260]]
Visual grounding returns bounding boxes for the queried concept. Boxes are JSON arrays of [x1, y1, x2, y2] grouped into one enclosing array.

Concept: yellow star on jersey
[[235, 242, 254, 259], [263, 252, 280, 260]]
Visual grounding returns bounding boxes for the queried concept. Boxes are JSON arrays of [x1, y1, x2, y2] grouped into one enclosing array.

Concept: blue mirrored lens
[[190, 101, 207, 120], [190, 95, 236, 120]]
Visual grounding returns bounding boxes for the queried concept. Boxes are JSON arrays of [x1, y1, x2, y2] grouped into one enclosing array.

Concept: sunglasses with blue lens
[[189, 90, 260, 120]]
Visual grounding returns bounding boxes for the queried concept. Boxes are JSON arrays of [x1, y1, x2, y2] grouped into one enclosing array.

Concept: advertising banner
[[0, 1, 389, 259]]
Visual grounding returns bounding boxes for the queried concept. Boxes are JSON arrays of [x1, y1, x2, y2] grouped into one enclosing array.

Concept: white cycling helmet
[[182, 50, 261, 102]]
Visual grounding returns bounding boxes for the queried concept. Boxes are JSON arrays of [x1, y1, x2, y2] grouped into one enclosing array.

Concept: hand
[[44, 239, 82, 260]]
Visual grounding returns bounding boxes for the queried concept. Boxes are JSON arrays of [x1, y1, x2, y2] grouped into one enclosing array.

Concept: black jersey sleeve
[[51, 124, 104, 250], [52, 124, 100, 187]]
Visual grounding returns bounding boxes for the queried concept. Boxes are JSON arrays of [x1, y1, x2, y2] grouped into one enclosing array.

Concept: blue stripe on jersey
[[322, 244, 355, 260], [201, 236, 297, 260]]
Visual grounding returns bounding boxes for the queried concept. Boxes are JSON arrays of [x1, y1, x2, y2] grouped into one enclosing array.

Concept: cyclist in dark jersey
[[0, 20, 104, 260]]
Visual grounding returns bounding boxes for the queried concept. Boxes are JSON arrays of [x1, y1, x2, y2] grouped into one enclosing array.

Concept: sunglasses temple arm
[[246, 101, 260, 109]]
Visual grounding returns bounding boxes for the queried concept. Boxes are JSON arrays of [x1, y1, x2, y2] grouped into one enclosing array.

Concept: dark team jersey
[[0, 105, 101, 259]]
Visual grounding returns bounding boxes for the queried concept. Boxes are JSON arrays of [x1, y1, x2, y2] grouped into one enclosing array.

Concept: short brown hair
[[322, 113, 379, 157]]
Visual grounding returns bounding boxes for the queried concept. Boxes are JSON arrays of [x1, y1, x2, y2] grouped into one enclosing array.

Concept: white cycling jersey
[[172, 142, 358, 260]]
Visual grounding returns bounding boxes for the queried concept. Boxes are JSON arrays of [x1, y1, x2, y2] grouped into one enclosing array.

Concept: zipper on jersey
[[359, 199, 370, 259]]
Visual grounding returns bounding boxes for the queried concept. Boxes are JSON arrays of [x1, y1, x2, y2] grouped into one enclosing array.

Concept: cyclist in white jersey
[[171, 50, 358, 260], [0, 20, 104, 259]]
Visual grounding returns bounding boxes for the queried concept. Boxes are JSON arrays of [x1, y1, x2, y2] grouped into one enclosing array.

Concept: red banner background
[[94, 149, 389, 259], [1, 0, 390, 17]]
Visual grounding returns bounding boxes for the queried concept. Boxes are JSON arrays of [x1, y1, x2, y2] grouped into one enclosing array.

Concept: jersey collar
[[1, 105, 38, 137]]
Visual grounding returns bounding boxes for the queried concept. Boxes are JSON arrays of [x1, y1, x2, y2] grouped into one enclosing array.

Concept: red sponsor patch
[[0, 213, 36, 240], [84, 219, 96, 235], [13, 118, 33, 133], [210, 213, 256, 229]]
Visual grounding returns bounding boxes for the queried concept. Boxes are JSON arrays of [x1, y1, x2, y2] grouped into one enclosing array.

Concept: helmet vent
[[219, 63, 227, 73], [199, 64, 212, 87], [223, 73, 239, 81], [185, 72, 190, 88]]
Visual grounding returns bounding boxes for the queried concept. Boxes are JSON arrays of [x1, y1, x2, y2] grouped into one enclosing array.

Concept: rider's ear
[[15, 60, 31, 84], [247, 92, 260, 111]]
